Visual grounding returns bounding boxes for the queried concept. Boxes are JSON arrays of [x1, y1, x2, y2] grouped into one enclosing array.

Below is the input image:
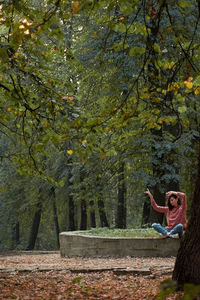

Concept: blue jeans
[[152, 223, 184, 238]]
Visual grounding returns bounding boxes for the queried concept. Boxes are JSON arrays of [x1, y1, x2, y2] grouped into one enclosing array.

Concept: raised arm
[[144, 188, 168, 213], [166, 191, 187, 211], [177, 192, 187, 211]]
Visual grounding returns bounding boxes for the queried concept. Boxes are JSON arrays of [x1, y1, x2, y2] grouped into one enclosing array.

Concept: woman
[[144, 188, 187, 238]]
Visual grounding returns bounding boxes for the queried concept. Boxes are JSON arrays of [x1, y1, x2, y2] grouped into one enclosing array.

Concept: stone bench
[[59, 232, 180, 258]]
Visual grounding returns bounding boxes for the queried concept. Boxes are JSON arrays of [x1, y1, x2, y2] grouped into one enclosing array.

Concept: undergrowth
[[74, 227, 160, 238]]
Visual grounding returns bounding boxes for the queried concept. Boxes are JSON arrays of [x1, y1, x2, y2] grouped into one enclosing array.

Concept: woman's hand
[[144, 188, 152, 198], [166, 191, 177, 198]]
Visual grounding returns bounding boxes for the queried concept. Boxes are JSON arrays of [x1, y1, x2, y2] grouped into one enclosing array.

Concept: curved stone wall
[[59, 232, 180, 258]]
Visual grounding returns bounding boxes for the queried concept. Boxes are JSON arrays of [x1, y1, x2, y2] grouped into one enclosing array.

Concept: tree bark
[[173, 144, 200, 285], [68, 158, 76, 231], [11, 221, 20, 249], [50, 186, 60, 248], [79, 171, 87, 230], [116, 161, 126, 229], [26, 201, 42, 250], [144, 1, 180, 224], [149, 158, 180, 225], [80, 199, 87, 230], [141, 200, 151, 226], [149, 119, 180, 224], [98, 199, 109, 227], [89, 200, 96, 228], [150, 183, 165, 224], [68, 194, 76, 231]]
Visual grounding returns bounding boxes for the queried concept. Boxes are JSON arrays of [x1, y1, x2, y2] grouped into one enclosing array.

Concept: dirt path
[[0, 252, 175, 276], [0, 252, 179, 299]]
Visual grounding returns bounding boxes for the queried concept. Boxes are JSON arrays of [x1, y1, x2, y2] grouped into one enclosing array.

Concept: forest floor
[[0, 252, 182, 299]]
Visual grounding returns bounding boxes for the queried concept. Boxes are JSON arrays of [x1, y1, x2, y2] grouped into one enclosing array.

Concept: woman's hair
[[167, 194, 182, 210]]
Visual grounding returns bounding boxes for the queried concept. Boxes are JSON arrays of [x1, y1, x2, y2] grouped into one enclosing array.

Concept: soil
[[0, 251, 175, 276], [0, 252, 180, 299]]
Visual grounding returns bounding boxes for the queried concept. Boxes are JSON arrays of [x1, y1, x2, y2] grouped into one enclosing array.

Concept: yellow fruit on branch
[[184, 81, 193, 89], [67, 150, 73, 155]]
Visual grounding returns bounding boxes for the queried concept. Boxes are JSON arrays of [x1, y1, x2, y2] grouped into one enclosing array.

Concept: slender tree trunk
[[144, 1, 180, 224], [62, 12, 77, 231], [68, 194, 76, 231], [145, 7, 166, 223], [150, 131, 166, 224], [68, 158, 76, 231], [141, 200, 151, 226], [116, 161, 126, 228], [79, 171, 87, 230], [15, 221, 20, 245], [89, 200, 96, 228], [98, 199, 109, 227], [50, 187, 60, 248], [173, 144, 200, 285], [11, 221, 20, 249], [150, 184, 165, 224], [80, 199, 87, 230], [149, 124, 180, 224], [95, 176, 109, 227], [150, 154, 180, 225], [26, 201, 42, 250]]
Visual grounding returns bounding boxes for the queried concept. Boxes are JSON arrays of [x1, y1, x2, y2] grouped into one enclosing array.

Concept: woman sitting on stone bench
[[144, 188, 187, 238]]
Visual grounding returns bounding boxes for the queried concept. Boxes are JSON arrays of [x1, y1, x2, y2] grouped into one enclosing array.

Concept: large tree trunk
[[26, 201, 42, 250], [116, 162, 126, 229], [50, 187, 60, 248], [173, 144, 200, 285]]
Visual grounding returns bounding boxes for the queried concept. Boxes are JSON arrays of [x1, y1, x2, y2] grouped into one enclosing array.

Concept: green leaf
[[113, 23, 127, 33], [153, 43, 161, 54], [176, 93, 185, 103], [129, 47, 145, 56], [178, 106, 187, 113], [58, 179, 65, 187], [120, 5, 133, 16], [178, 0, 193, 8], [0, 48, 8, 60]]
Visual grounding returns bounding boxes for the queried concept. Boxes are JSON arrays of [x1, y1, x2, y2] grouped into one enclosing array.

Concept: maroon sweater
[[151, 192, 187, 230]]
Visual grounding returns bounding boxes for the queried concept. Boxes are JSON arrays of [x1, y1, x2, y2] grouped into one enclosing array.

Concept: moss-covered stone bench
[[59, 232, 180, 258]]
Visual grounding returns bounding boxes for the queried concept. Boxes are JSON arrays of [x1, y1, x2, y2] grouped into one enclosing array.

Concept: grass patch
[[74, 227, 160, 238]]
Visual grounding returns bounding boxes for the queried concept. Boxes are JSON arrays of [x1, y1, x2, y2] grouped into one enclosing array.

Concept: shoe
[[160, 232, 169, 238], [168, 233, 179, 239]]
